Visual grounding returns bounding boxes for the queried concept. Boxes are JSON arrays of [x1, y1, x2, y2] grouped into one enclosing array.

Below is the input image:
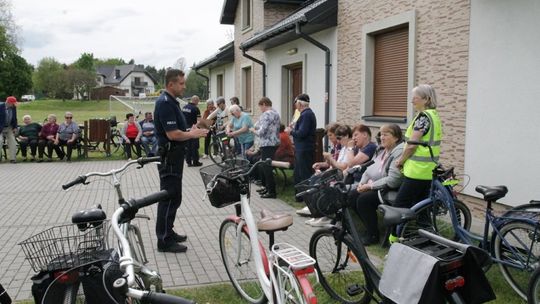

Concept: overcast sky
[[11, 0, 234, 68]]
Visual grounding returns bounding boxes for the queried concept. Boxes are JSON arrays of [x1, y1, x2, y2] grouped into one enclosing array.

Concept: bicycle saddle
[[475, 185, 508, 202], [71, 206, 107, 229], [378, 205, 416, 226], [257, 209, 293, 232]]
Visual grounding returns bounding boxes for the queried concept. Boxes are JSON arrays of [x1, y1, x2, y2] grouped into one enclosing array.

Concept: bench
[[272, 160, 293, 191]]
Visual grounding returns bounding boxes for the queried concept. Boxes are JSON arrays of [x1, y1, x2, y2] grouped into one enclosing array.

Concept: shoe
[[309, 217, 332, 227], [37, 159, 43, 163], [22, 158, 27, 162], [187, 163, 193, 167], [192, 162, 203, 167], [30, 157, 35, 162], [173, 234, 187, 243], [9, 160, 16, 164], [296, 206, 312, 217], [305, 218, 317, 225], [361, 234, 380, 246], [260, 192, 276, 199], [201, 154, 208, 159], [158, 243, 187, 253], [46, 158, 53, 162], [256, 187, 267, 193]]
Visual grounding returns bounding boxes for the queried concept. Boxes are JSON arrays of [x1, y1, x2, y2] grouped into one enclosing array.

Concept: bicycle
[[296, 177, 495, 304], [384, 142, 540, 301], [200, 158, 317, 304], [0, 282, 11, 304], [19, 157, 192, 303], [207, 124, 236, 167]]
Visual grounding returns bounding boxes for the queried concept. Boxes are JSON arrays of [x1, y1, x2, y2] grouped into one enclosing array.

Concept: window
[[362, 11, 416, 124], [372, 26, 408, 117], [242, 0, 251, 30], [216, 74, 224, 97], [115, 69, 120, 79], [242, 66, 252, 111], [134, 77, 141, 85]]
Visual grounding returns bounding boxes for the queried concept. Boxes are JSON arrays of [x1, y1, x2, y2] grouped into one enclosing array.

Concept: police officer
[[182, 95, 202, 167], [154, 69, 208, 253], [395, 84, 442, 208]]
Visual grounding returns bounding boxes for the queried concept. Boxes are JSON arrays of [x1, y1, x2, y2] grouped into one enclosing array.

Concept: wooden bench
[[272, 160, 293, 191]]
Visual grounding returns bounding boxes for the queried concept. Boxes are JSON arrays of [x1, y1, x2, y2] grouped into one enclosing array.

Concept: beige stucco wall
[[337, 0, 470, 173]]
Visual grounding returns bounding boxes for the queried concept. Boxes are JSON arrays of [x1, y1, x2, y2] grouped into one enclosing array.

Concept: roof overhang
[[220, 0, 239, 24], [239, 0, 337, 51], [263, 0, 306, 4], [194, 42, 235, 70]]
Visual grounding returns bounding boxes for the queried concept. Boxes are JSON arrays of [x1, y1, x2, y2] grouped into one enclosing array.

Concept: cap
[[6, 96, 17, 104]]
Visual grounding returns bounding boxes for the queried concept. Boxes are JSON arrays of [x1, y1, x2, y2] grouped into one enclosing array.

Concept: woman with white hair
[[394, 84, 443, 209], [226, 104, 254, 158], [18, 115, 42, 161]]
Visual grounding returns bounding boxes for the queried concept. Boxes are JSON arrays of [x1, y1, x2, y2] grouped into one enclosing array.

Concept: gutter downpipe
[[241, 48, 267, 96], [295, 22, 331, 151], [195, 69, 210, 100]]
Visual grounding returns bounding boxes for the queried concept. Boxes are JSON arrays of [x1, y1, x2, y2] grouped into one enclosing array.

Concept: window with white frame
[[242, 0, 252, 30], [362, 11, 416, 124], [242, 66, 252, 111]]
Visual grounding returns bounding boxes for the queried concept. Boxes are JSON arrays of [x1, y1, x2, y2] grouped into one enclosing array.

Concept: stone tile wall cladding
[[337, 0, 470, 175]]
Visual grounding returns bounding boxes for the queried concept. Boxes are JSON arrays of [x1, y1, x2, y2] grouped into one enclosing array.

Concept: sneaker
[[256, 187, 267, 193], [309, 217, 332, 227], [201, 154, 208, 159], [192, 162, 203, 167], [305, 218, 317, 225], [296, 206, 312, 217], [157, 243, 187, 253], [260, 192, 276, 199]]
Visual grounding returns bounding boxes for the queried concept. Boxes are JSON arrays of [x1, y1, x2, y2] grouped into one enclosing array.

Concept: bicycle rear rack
[[271, 243, 315, 270]]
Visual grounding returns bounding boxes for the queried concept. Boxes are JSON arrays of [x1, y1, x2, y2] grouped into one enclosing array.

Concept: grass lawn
[[11, 101, 527, 303]]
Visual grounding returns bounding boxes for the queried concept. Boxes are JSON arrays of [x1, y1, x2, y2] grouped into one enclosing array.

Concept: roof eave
[[220, 0, 239, 24]]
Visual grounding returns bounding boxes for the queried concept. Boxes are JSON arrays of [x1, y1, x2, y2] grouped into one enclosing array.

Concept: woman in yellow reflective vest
[[394, 84, 442, 208]]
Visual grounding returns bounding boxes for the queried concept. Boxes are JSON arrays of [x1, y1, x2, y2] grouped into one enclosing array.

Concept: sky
[[11, 0, 234, 69]]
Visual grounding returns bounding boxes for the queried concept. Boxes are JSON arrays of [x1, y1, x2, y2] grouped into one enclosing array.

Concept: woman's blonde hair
[[413, 84, 438, 109]]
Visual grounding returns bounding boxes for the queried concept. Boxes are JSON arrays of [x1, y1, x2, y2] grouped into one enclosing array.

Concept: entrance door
[[283, 64, 303, 125]]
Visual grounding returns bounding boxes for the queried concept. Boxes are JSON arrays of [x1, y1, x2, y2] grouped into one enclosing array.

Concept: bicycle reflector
[[54, 270, 79, 284], [444, 275, 465, 291]]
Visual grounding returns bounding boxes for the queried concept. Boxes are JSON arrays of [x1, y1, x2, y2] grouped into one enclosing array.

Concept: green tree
[[33, 57, 64, 98], [0, 25, 32, 98], [145, 65, 166, 90], [184, 69, 208, 99], [67, 67, 96, 100], [74, 52, 95, 71], [94, 57, 126, 66]]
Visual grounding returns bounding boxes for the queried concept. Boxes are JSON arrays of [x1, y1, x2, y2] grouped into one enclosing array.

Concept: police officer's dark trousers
[[156, 147, 185, 247], [185, 138, 199, 165]]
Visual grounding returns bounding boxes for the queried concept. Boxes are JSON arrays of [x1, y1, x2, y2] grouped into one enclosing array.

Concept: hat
[[6, 96, 17, 105]]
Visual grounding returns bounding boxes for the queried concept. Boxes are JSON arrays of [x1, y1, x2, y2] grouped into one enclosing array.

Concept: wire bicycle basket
[[295, 168, 344, 217], [19, 221, 109, 272], [200, 158, 251, 208]]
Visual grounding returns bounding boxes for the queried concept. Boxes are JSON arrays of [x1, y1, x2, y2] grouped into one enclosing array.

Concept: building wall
[[263, 3, 299, 28], [336, 0, 470, 174], [464, 0, 540, 205], [117, 72, 155, 96], [209, 63, 235, 101], [265, 28, 338, 127]]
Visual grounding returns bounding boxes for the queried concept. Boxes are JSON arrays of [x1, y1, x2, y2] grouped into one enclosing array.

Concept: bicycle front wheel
[[310, 228, 371, 304], [494, 221, 540, 300], [219, 219, 265, 304], [208, 139, 226, 166], [399, 199, 471, 241], [528, 265, 540, 304]]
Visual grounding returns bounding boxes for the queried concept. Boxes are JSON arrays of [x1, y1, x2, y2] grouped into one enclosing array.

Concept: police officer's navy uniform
[[154, 91, 188, 250]]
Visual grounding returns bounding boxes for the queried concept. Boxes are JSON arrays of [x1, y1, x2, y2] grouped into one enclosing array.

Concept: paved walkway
[[0, 158, 321, 301]]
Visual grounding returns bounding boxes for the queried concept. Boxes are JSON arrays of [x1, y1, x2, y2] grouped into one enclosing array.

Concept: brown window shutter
[[373, 26, 409, 117]]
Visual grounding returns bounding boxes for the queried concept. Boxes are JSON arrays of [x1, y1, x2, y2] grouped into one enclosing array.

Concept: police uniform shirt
[[154, 92, 188, 147], [182, 102, 200, 127]]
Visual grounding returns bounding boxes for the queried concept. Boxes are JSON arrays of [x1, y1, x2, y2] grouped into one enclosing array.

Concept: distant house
[[95, 64, 157, 98]]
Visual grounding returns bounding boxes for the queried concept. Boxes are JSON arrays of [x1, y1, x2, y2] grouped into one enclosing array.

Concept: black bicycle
[[207, 124, 236, 167]]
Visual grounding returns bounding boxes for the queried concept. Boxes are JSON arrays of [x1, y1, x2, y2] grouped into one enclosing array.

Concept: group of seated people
[[298, 122, 405, 246], [2, 112, 81, 163], [120, 112, 158, 159]]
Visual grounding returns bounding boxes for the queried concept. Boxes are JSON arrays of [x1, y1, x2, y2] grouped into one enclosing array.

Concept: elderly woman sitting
[[226, 104, 254, 158]]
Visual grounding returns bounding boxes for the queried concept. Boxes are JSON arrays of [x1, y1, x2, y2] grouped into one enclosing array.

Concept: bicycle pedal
[[346, 284, 363, 296]]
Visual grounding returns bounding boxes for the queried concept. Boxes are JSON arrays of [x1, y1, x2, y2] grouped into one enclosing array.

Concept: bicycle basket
[[295, 168, 344, 217], [19, 221, 109, 272], [199, 159, 251, 208]]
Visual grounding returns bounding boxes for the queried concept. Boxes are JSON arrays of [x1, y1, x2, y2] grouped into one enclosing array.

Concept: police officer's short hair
[[165, 69, 185, 85]]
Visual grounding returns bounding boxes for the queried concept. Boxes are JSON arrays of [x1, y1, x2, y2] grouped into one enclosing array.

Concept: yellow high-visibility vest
[[403, 109, 442, 180]]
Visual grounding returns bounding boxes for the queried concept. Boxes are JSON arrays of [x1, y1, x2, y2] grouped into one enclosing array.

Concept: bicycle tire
[[208, 139, 227, 167], [126, 224, 148, 265], [219, 219, 266, 304], [399, 199, 471, 241], [494, 220, 540, 300], [277, 265, 308, 304], [310, 228, 371, 304], [41, 270, 85, 304], [527, 265, 540, 304]]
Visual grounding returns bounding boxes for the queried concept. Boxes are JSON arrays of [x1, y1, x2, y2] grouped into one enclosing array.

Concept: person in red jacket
[[274, 124, 294, 165]]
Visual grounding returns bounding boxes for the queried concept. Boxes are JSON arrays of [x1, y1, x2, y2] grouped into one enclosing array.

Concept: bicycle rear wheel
[[310, 228, 371, 304], [494, 220, 540, 300], [527, 265, 540, 304], [208, 139, 226, 166], [219, 219, 265, 304], [277, 265, 308, 304], [399, 199, 471, 241]]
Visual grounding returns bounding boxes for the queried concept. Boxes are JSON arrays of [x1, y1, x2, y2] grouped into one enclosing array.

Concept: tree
[[0, 25, 32, 98], [74, 52, 95, 71], [94, 57, 126, 67], [145, 65, 166, 90], [0, 0, 20, 50], [128, 58, 135, 64], [66, 67, 96, 100], [173, 57, 187, 71], [184, 69, 208, 99], [33, 57, 64, 98]]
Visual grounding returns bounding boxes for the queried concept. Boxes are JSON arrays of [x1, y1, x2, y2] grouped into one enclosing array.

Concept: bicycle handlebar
[[61, 156, 161, 190], [142, 291, 196, 304], [125, 190, 169, 211]]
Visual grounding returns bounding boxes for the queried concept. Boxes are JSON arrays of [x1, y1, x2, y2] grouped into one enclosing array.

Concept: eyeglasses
[[336, 136, 342, 140], [65, 117, 73, 119]]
